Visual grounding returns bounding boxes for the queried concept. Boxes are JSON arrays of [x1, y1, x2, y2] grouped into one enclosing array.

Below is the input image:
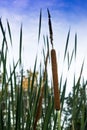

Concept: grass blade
[[7, 20, 12, 46], [8, 60, 19, 83], [61, 79, 67, 112], [75, 33, 77, 59], [0, 18, 8, 49], [7, 101, 11, 130], [42, 97, 53, 130], [19, 24, 22, 65], [64, 29, 70, 61], [38, 9, 42, 43], [68, 49, 74, 70]]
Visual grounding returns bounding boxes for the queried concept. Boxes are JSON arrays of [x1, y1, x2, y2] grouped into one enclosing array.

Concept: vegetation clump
[[0, 10, 87, 130]]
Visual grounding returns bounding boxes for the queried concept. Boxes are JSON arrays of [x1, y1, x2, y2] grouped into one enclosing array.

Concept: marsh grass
[[0, 10, 87, 130]]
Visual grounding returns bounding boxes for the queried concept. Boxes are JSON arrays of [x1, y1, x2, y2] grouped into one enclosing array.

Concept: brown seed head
[[51, 49, 60, 110]]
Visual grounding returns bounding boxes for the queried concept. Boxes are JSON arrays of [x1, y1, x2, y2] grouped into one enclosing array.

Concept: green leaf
[[68, 49, 74, 70], [43, 35, 46, 48], [38, 9, 42, 43], [0, 18, 8, 49], [61, 79, 67, 112], [46, 35, 50, 59], [19, 24, 22, 65], [0, 104, 4, 130], [67, 51, 69, 70], [75, 33, 77, 59], [7, 101, 11, 130], [53, 112, 57, 130], [64, 29, 70, 61], [8, 60, 19, 83], [7, 20, 12, 46], [42, 97, 53, 130]]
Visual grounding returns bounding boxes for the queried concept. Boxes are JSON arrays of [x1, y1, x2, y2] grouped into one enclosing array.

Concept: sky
[[0, 0, 87, 93]]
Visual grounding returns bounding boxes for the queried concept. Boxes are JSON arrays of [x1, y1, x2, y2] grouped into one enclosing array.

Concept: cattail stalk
[[34, 49, 49, 130], [47, 9, 53, 48], [51, 48, 60, 110]]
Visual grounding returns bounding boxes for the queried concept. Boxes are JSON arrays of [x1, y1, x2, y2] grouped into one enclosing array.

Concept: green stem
[[57, 111, 61, 130]]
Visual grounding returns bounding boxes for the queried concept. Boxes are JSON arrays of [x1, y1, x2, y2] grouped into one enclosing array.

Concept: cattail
[[34, 85, 44, 130], [51, 48, 60, 110], [34, 43, 49, 130]]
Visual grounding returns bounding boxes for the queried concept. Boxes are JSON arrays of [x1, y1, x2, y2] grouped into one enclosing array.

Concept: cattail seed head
[[51, 48, 60, 110], [34, 86, 44, 130]]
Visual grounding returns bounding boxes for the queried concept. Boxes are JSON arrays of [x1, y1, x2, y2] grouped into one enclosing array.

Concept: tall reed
[[47, 9, 61, 130]]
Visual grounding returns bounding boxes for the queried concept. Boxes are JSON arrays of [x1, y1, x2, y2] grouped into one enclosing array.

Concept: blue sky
[[0, 0, 87, 16], [0, 0, 87, 92], [0, 0, 87, 20]]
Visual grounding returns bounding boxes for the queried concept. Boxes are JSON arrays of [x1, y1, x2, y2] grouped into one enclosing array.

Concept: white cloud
[[13, 0, 29, 8]]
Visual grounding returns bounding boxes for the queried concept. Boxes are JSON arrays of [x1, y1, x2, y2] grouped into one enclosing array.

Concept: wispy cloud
[[13, 0, 29, 8]]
